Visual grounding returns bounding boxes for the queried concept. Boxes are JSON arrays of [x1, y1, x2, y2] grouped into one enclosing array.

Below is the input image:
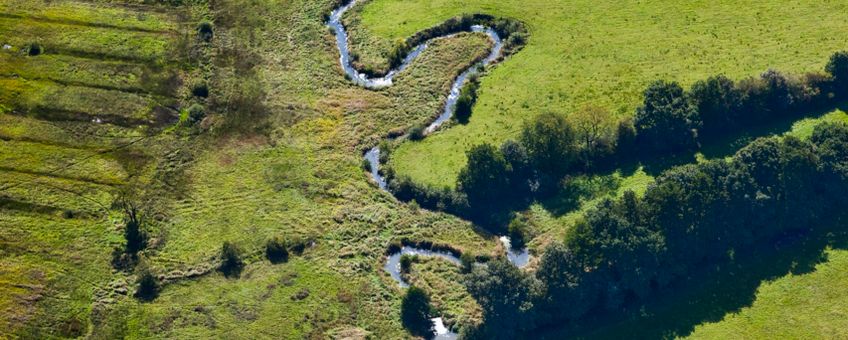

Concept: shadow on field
[[533, 218, 848, 339]]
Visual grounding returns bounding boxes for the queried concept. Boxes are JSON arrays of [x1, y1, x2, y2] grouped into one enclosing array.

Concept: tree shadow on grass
[[533, 219, 848, 339]]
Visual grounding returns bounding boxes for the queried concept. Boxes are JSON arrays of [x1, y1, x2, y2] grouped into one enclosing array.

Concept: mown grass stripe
[[0, 12, 174, 34]]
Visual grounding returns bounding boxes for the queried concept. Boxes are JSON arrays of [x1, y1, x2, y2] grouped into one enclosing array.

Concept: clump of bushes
[[265, 236, 289, 264], [408, 125, 425, 141], [400, 286, 434, 337], [219, 241, 244, 277], [399, 254, 415, 274], [187, 104, 206, 124], [454, 75, 480, 124], [507, 216, 529, 249]]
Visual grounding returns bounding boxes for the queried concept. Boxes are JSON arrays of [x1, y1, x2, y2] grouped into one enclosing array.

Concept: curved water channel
[[329, 1, 527, 337]]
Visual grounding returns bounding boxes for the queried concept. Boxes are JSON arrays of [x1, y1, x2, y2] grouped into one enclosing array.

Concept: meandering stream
[[329, 1, 526, 337]]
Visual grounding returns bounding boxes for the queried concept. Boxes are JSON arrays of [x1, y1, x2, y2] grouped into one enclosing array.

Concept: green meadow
[[345, 0, 848, 187]]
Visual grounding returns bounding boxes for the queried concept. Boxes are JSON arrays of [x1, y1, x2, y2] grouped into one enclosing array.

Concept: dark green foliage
[[826, 51, 848, 92], [460, 252, 475, 273], [198, 22, 214, 42], [499, 139, 532, 195], [187, 104, 206, 124], [520, 112, 578, 184], [615, 118, 637, 156], [399, 254, 414, 274], [135, 265, 159, 301], [689, 75, 743, 136], [123, 203, 146, 254], [220, 241, 244, 278], [454, 76, 480, 124], [634, 80, 701, 152], [473, 124, 847, 335], [507, 216, 529, 249], [389, 175, 469, 216], [25, 42, 42, 56], [408, 125, 425, 141], [265, 236, 289, 264], [401, 286, 434, 337], [457, 144, 512, 210], [192, 82, 209, 98], [465, 260, 540, 338]]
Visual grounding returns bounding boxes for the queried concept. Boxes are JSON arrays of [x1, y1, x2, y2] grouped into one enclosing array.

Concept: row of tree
[[463, 121, 848, 338], [387, 51, 848, 229]]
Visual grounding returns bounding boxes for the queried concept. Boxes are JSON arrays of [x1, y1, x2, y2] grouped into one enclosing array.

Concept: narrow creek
[[329, 1, 526, 337]]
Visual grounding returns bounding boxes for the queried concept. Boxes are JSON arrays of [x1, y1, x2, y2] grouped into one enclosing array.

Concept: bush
[[187, 104, 206, 124], [399, 254, 414, 274], [634, 80, 700, 153], [400, 286, 434, 337], [265, 236, 289, 264], [826, 50, 848, 93], [460, 252, 475, 273], [220, 241, 244, 277], [520, 112, 579, 186], [454, 76, 480, 124], [192, 82, 209, 98], [198, 22, 214, 42], [507, 217, 529, 249], [123, 203, 146, 254], [408, 125, 425, 141], [457, 144, 512, 211], [25, 42, 41, 56], [135, 265, 159, 301]]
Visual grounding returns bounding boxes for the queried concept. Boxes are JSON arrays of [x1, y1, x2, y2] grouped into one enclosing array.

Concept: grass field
[[341, 0, 848, 187], [4, 0, 848, 337]]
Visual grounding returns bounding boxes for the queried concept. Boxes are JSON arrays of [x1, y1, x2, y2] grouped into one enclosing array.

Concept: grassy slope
[[344, 0, 848, 187]]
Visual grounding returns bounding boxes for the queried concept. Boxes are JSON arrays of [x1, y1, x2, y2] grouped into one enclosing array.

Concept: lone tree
[[220, 241, 244, 277], [401, 286, 433, 337], [520, 112, 578, 184], [123, 202, 146, 254]]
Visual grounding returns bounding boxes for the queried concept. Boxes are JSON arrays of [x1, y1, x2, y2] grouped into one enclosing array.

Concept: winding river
[[329, 1, 526, 337]]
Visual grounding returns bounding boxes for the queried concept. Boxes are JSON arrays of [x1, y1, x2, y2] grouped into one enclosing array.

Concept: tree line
[[386, 51, 848, 230], [463, 121, 848, 338]]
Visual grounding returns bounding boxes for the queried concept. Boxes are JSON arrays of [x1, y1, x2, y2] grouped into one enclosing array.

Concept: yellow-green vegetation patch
[[0, 78, 172, 125], [0, 169, 113, 215], [403, 257, 481, 330], [0, 53, 178, 95], [0, 114, 145, 149], [0, 0, 178, 32], [0, 16, 172, 62], [0, 209, 119, 338], [357, 0, 848, 187], [0, 140, 128, 185], [787, 109, 848, 139]]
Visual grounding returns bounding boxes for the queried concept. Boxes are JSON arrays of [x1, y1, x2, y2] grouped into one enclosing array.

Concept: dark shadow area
[[532, 218, 848, 339]]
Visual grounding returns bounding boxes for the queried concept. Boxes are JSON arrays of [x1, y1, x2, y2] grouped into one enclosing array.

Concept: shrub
[[123, 203, 146, 254], [457, 144, 512, 211], [135, 265, 159, 301], [198, 22, 214, 42], [220, 241, 244, 277], [408, 125, 425, 141], [187, 104, 206, 124], [460, 252, 475, 273], [192, 82, 209, 98], [399, 254, 414, 274], [454, 76, 480, 124], [265, 236, 289, 264], [826, 51, 848, 93], [507, 217, 529, 249], [25, 42, 41, 56], [400, 286, 434, 337]]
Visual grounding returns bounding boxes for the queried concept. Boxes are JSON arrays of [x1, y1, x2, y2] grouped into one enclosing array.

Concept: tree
[[520, 112, 578, 183], [401, 286, 433, 337], [826, 51, 848, 93], [123, 202, 146, 254], [634, 80, 701, 153], [465, 260, 540, 338], [399, 254, 414, 274], [457, 144, 512, 209], [500, 140, 533, 195], [220, 241, 244, 277], [507, 216, 529, 249], [572, 105, 615, 158], [689, 75, 743, 136], [536, 243, 599, 319]]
